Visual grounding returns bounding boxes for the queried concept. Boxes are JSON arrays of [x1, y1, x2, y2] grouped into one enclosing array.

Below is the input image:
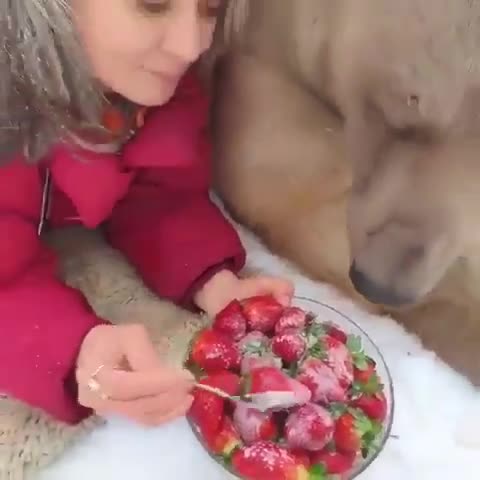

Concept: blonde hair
[[0, 0, 250, 164]]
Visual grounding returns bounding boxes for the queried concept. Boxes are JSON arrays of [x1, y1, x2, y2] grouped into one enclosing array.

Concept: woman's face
[[72, 0, 222, 106]]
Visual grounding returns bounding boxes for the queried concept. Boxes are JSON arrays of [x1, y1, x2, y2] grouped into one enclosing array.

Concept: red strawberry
[[309, 335, 354, 388], [242, 295, 284, 333], [311, 449, 356, 475], [190, 329, 240, 372], [272, 330, 307, 363], [232, 441, 309, 480], [205, 416, 242, 459], [275, 307, 307, 335], [324, 324, 348, 344], [334, 410, 376, 454], [213, 300, 247, 341], [285, 403, 334, 452], [233, 402, 278, 444], [189, 371, 240, 437], [297, 358, 347, 403], [244, 367, 312, 408], [290, 449, 311, 469], [190, 390, 224, 438], [353, 358, 377, 384], [351, 392, 388, 422]]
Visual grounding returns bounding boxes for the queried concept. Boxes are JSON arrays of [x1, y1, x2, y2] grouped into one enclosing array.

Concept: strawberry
[[334, 409, 381, 456], [309, 335, 354, 388], [310, 449, 356, 475], [272, 330, 307, 363], [297, 358, 348, 403], [190, 329, 241, 372], [244, 367, 312, 408], [233, 402, 278, 444], [232, 441, 311, 480], [242, 295, 284, 333], [189, 371, 240, 437], [275, 307, 307, 335], [324, 324, 348, 344], [351, 392, 388, 422], [241, 354, 283, 375], [345, 335, 371, 372], [290, 449, 311, 469], [213, 299, 247, 341], [353, 357, 377, 384], [190, 389, 224, 438], [205, 416, 242, 459], [285, 403, 334, 451]]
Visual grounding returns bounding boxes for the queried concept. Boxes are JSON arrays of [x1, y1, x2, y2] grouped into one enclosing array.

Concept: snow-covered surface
[[37, 227, 480, 480]]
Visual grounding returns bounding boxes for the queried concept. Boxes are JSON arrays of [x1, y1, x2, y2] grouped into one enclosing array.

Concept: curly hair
[[0, 0, 249, 164]]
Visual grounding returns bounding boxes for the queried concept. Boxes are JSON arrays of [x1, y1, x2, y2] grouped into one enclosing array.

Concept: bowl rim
[[186, 295, 396, 480]]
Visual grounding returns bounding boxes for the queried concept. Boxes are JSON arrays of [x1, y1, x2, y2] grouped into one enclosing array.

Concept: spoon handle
[[194, 382, 234, 400]]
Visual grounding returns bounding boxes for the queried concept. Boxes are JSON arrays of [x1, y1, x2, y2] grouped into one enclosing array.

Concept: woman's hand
[[194, 269, 294, 318], [75, 324, 194, 426]]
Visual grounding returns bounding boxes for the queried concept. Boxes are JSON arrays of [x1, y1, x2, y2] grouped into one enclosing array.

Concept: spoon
[[194, 383, 299, 412]]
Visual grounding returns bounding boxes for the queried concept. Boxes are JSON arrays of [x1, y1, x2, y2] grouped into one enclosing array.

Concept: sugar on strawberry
[[310, 335, 354, 388], [233, 402, 278, 444], [189, 371, 240, 438], [232, 441, 313, 480], [242, 295, 284, 333], [284, 403, 334, 452], [272, 330, 307, 363], [213, 299, 247, 341], [190, 328, 241, 373], [297, 357, 348, 403], [275, 307, 307, 335]]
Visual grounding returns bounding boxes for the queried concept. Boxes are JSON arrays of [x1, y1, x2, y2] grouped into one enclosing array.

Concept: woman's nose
[[163, 10, 206, 63]]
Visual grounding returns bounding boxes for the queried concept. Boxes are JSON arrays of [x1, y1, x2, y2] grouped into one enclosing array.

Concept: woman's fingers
[[95, 391, 194, 426], [77, 364, 194, 404], [241, 275, 294, 305]]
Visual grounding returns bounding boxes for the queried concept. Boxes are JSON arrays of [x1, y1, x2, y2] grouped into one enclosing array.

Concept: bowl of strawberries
[[186, 295, 394, 480]]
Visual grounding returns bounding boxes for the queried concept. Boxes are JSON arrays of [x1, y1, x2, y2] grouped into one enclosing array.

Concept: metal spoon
[[194, 383, 298, 412]]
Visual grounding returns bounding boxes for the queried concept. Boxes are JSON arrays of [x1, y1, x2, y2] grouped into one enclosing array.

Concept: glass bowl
[[186, 295, 395, 480]]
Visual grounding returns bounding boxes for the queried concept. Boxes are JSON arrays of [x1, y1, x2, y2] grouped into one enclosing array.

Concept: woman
[[0, 0, 292, 427]]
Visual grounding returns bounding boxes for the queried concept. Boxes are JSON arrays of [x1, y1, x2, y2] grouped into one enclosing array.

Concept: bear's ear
[[0, 0, 103, 164]]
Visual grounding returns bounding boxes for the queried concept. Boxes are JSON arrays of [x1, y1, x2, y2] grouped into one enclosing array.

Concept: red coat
[[0, 72, 245, 424]]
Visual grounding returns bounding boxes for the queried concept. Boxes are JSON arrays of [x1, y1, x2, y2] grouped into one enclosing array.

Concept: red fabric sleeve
[[0, 215, 106, 424], [106, 171, 246, 307]]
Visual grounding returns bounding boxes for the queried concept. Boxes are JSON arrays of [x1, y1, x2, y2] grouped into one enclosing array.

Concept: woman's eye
[[137, 0, 169, 14]]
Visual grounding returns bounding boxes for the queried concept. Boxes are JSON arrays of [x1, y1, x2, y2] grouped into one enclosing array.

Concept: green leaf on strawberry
[[308, 322, 327, 339], [308, 337, 328, 360], [346, 335, 369, 370], [350, 373, 383, 397], [361, 420, 383, 459], [308, 464, 329, 480], [328, 402, 348, 419]]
